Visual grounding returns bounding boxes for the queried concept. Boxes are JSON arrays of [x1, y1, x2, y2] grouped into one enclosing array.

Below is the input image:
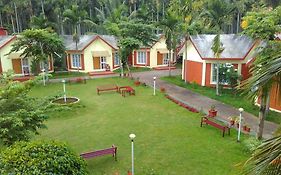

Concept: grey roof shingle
[[190, 34, 255, 59], [0, 36, 15, 49], [62, 35, 118, 50]]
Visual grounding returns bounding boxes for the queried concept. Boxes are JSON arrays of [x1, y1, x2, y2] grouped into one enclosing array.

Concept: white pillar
[[153, 77, 156, 96], [237, 108, 244, 142]]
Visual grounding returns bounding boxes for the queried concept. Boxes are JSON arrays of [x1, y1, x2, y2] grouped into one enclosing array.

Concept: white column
[[201, 61, 206, 86]]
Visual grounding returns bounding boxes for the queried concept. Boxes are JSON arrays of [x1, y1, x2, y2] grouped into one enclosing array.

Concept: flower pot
[[230, 120, 235, 126], [134, 81, 140, 86], [208, 110, 217, 117], [236, 123, 239, 128], [246, 127, 251, 132], [243, 125, 247, 131]]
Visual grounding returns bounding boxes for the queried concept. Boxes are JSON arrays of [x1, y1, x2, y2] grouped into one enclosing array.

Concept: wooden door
[[12, 59, 22, 74], [157, 52, 163, 65], [93, 57, 100, 69]]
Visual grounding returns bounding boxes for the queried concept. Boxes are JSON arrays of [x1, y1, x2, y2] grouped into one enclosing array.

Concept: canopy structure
[[91, 51, 111, 57]]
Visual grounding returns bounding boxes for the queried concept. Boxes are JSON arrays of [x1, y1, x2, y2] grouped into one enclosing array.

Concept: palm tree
[[242, 135, 281, 175], [211, 34, 224, 96], [158, 12, 180, 76]]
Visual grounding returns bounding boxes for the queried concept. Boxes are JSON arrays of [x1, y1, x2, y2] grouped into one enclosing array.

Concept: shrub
[[242, 137, 262, 153], [0, 140, 87, 175]]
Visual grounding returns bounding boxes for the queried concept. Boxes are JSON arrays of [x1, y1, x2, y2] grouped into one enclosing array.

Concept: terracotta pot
[[246, 127, 251, 132], [208, 110, 217, 117], [134, 81, 140, 86], [230, 120, 235, 126], [243, 125, 247, 131]]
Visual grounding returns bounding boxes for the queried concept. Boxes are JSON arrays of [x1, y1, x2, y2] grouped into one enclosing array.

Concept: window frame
[[114, 51, 119, 66], [211, 63, 232, 85], [71, 54, 81, 69], [137, 51, 146, 64]]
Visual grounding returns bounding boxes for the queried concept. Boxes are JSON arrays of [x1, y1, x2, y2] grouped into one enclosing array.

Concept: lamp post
[[62, 79, 66, 103], [237, 108, 244, 142], [129, 133, 136, 175], [41, 68, 46, 86], [153, 76, 156, 96]]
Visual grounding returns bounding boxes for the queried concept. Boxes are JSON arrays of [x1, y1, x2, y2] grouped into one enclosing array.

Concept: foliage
[[8, 29, 65, 74], [0, 140, 87, 175], [242, 137, 262, 153], [0, 74, 56, 145], [219, 66, 242, 90], [242, 135, 281, 175]]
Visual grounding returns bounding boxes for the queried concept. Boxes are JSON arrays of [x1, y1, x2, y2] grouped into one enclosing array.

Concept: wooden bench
[[97, 84, 118, 95], [200, 117, 230, 137], [80, 145, 117, 161], [118, 86, 135, 97]]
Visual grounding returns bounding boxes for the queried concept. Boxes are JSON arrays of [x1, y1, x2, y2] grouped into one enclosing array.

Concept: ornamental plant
[[0, 140, 87, 175]]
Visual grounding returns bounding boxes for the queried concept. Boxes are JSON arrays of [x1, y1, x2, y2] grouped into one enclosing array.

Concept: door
[[93, 57, 100, 69], [100, 57, 107, 69], [157, 52, 163, 65], [12, 59, 22, 74], [22, 58, 30, 75]]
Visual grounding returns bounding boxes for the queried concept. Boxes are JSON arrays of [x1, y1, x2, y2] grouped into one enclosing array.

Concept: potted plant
[[160, 87, 166, 93], [246, 126, 251, 132], [134, 77, 140, 86], [208, 105, 217, 117], [243, 124, 248, 131], [228, 116, 236, 126]]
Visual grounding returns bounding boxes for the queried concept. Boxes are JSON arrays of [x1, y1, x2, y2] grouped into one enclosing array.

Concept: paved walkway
[[132, 69, 279, 139]]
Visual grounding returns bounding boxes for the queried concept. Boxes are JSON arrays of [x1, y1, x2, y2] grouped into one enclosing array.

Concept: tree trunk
[[40, 0, 46, 18], [13, 3, 19, 33], [162, 2, 165, 19], [257, 91, 269, 140], [184, 35, 188, 82], [168, 49, 171, 77], [0, 12, 3, 27], [10, 15, 15, 33], [236, 12, 240, 34], [216, 63, 220, 96]]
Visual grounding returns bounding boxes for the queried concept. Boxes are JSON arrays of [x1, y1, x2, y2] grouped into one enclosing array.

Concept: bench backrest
[[204, 118, 225, 130], [80, 146, 117, 159]]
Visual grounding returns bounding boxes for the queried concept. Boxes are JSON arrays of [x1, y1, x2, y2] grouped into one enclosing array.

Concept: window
[[100, 57, 107, 69], [72, 54, 81, 68], [211, 63, 233, 84], [163, 54, 169, 65], [137, 51, 146, 64], [114, 52, 119, 66]]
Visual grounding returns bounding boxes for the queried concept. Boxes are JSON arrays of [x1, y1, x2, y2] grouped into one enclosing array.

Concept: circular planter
[[51, 97, 80, 105]]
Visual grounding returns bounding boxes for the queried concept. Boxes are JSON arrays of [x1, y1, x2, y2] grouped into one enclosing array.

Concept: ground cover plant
[[161, 76, 281, 124], [29, 77, 248, 174]]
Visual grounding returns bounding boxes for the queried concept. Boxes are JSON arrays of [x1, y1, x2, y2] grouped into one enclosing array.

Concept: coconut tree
[[211, 34, 225, 96]]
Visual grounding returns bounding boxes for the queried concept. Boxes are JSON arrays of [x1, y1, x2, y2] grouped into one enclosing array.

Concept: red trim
[[0, 35, 16, 49], [81, 35, 117, 51], [67, 54, 71, 70], [81, 53, 85, 70], [133, 51, 137, 65], [147, 51, 150, 66], [150, 34, 165, 48], [189, 37, 204, 59]]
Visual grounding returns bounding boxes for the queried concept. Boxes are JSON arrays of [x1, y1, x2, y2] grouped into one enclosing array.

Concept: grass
[[113, 67, 152, 73], [161, 75, 281, 124], [29, 77, 249, 174], [50, 71, 88, 79]]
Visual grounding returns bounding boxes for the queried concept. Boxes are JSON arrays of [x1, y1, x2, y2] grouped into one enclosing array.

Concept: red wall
[[184, 60, 202, 85], [0, 27, 8, 36], [205, 63, 212, 87], [269, 83, 281, 111]]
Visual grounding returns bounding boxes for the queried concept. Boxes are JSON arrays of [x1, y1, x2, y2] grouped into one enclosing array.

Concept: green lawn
[[113, 67, 152, 73], [30, 77, 248, 175], [161, 75, 281, 124], [50, 71, 88, 79]]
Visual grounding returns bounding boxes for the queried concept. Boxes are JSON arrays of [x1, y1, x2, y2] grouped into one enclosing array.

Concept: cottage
[[178, 34, 259, 87], [132, 36, 174, 69], [63, 35, 119, 73]]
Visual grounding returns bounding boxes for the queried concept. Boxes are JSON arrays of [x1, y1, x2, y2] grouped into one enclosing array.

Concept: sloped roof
[[0, 35, 15, 49], [62, 35, 118, 50], [190, 34, 255, 59]]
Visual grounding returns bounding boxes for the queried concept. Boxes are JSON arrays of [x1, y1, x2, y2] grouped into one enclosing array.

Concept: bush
[[0, 140, 87, 175], [242, 137, 262, 153]]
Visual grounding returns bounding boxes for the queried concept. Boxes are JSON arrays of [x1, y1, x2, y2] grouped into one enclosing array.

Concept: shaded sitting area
[[97, 84, 118, 95], [118, 86, 135, 97]]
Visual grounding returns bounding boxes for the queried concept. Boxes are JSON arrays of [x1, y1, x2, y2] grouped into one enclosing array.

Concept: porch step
[[153, 66, 177, 70], [88, 71, 116, 76], [13, 76, 34, 82]]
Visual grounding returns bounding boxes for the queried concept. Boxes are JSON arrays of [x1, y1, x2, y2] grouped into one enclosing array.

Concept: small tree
[[0, 140, 87, 175], [0, 74, 53, 145], [9, 29, 65, 75]]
